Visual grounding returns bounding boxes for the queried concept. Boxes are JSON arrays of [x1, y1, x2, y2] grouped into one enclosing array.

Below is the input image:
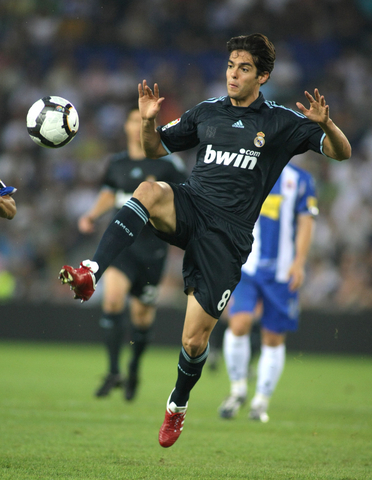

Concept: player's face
[[124, 109, 142, 143], [226, 50, 269, 107]]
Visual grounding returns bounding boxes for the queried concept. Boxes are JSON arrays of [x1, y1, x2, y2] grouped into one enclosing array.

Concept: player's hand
[[288, 262, 305, 292], [138, 80, 165, 120], [0, 195, 16, 219], [296, 89, 329, 126], [78, 215, 95, 234]]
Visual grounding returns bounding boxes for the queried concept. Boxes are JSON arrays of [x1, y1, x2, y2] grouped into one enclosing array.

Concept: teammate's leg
[[95, 267, 130, 397], [159, 291, 217, 448], [126, 298, 156, 400], [249, 328, 286, 422]]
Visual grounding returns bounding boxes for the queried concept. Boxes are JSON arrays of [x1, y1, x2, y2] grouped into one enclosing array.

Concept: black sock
[[128, 325, 152, 374], [209, 319, 226, 352], [99, 312, 124, 375], [250, 321, 261, 362], [170, 344, 210, 407], [92, 198, 149, 282]]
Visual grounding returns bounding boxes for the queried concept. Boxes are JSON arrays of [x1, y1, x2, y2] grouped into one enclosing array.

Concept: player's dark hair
[[227, 33, 276, 80]]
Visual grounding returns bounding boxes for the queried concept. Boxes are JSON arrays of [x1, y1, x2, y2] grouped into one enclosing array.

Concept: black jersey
[[102, 151, 187, 255], [157, 93, 325, 229]]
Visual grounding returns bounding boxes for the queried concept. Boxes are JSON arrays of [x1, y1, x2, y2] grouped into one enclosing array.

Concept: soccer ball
[[26, 96, 79, 148]]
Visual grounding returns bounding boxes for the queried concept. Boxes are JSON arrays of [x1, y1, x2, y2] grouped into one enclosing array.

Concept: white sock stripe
[[125, 199, 149, 224], [126, 199, 149, 223], [181, 343, 210, 364]]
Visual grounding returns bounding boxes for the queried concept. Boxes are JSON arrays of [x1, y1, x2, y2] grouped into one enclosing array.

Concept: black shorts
[[111, 233, 167, 306], [149, 183, 254, 319]]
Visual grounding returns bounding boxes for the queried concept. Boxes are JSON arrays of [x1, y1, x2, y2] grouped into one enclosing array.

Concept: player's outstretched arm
[[78, 190, 116, 234], [296, 89, 351, 161], [138, 80, 168, 159]]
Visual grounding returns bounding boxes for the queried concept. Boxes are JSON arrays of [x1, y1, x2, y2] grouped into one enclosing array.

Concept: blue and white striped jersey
[[242, 163, 318, 282]]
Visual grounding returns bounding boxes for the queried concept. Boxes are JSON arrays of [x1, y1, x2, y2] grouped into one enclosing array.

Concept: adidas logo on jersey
[[204, 144, 260, 170], [232, 120, 244, 128]]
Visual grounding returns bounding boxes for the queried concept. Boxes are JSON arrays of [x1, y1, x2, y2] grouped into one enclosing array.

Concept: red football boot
[[159, 392, 188, 448], [59, 260, 98, 302]]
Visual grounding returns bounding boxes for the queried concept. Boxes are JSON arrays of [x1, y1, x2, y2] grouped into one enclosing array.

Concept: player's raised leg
[[159, 291, 217, 448], [59, 181, 176, 301]]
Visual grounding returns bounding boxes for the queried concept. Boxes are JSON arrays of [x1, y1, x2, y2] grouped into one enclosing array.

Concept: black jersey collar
[[223, 92, 266, 111]]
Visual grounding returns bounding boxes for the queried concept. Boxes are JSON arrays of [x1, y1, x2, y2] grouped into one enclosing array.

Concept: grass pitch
[[0, 340, 371, 479]]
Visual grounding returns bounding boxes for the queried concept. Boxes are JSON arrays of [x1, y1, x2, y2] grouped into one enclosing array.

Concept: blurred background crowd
[[0, 0, 372, 311]]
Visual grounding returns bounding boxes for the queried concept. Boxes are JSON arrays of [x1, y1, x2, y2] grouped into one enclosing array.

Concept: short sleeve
[[157, 106, 200, 153], [288, 115, 325, 157]]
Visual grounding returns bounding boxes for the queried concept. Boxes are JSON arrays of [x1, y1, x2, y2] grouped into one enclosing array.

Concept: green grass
[[0, 341, 371, 479]]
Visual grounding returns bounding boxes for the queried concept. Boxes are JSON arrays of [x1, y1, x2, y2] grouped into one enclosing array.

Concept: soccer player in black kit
[[77, 107, 187, 400], [60, 33, 351, 447]]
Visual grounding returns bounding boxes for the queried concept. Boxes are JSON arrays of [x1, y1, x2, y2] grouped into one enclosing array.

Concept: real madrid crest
[[254, 131, 265, 148]]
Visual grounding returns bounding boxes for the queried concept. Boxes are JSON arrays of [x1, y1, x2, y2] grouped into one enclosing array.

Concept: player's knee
[[131, 299, 156, 327], [102, 296, 125, 313], [131, 312, 155, 328], [182, 334, 209, 358], [230, 323, 248, 336], [229, 314, 252, 336], [134, 181, 163, 212], [262, 329, 285, 346]]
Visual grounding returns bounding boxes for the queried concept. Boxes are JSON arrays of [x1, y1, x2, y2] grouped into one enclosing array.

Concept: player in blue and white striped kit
[[219, 163, 318, 421]]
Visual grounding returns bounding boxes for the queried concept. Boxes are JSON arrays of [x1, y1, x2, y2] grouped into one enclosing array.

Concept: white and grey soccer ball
[[26, 96, 79, 148]]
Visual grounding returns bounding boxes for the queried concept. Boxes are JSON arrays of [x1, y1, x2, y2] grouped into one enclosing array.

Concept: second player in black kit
[[104, 149, 186, 291], [60, 34, 351, 447], [78, 107, 187, 400]]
